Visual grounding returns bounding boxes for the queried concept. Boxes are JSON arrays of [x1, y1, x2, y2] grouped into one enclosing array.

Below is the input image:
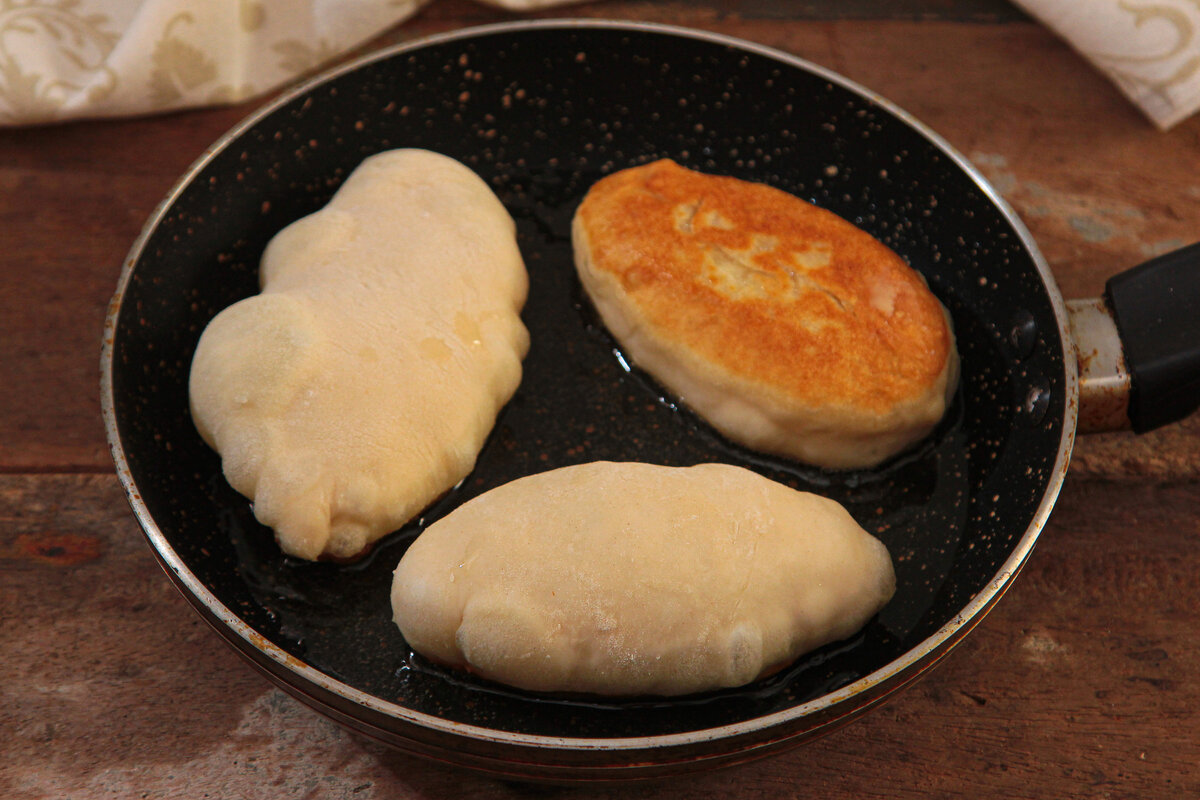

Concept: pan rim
[[99, 17, 1080, 754]]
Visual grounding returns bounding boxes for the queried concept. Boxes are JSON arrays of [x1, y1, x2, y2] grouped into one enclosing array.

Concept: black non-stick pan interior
[[107, 22, 1069, 743]]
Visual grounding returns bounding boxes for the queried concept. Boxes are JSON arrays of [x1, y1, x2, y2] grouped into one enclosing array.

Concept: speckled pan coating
[[101, 20, 1075, 781]]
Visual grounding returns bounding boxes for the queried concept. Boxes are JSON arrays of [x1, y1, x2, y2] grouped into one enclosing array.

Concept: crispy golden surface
[[573, 159, 957, 468], [576, 159, 953, 414]]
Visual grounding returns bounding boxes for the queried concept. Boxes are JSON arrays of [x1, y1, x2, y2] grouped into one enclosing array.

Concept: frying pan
[[99, 20, 1200, 782]]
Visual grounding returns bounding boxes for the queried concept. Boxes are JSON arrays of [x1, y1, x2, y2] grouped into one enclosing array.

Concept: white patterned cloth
[[2, 1, 1198, 128], [1012, 0, 1200, 129], [0, 0, 582, 126]]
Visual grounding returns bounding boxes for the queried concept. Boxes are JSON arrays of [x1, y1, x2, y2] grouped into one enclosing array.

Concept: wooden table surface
[[4, 1, 1199, 797]]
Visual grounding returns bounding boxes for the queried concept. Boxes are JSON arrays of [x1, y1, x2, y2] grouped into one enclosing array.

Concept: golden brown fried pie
[[573, 159, 958, 469]]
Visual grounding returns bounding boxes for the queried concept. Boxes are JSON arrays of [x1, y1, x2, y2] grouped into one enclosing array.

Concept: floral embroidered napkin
[[0, 0, 581, 126], [1012, 0, 1200, 129]]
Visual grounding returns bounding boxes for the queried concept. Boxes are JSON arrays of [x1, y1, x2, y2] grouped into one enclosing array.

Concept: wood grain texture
[[2, 474, 1197, 798], [0, 106, 252, 471]]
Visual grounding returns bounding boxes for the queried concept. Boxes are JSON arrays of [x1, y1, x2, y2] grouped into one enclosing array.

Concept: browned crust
[[574, 160, 953, 414]]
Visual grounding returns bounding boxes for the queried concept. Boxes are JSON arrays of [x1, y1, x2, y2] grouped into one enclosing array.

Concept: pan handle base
[[1067, 298, 1131, 434]]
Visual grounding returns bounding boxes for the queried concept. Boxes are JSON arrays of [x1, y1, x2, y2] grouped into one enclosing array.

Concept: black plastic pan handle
[[1069, 242, 1200, 434], [1106, 242, 1200, 433]]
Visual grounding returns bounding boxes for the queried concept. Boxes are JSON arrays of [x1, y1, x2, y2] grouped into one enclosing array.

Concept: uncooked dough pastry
[[189, 149, 529, 561], [573, 159, 959, 469], [391, 461, 895, 697]]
